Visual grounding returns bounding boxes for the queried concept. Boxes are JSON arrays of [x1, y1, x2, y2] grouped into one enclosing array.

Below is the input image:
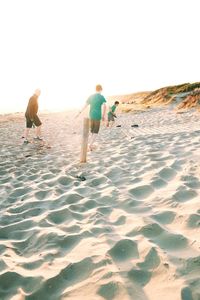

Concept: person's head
[[114, 101, 119, 106], [96, 84, 103, 93], [34, 89, 41, 97]]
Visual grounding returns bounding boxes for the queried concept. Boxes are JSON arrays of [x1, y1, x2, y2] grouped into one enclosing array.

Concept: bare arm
[[75, 102, 88, 118], [102, 103, 106, 121], [28, 98, 38, 120]]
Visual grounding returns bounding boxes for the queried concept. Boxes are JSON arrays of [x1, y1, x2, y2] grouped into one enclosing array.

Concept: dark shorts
[[26, 115, 42, 128], [90, 120, 100, 134], [108, 114, 115, 122]]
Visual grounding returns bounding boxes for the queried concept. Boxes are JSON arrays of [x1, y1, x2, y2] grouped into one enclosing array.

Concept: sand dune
[[0, 107, 200, 300]]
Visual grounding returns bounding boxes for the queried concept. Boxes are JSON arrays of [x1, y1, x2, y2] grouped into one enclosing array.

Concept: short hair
[[96, 84, 103, 92], [115, 101, 119, 105], [34, 89, 41, 96]]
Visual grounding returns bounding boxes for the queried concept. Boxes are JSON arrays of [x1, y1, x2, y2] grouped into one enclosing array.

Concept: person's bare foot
[[88, 145, 93, 151], [88, 144, 96, 151]]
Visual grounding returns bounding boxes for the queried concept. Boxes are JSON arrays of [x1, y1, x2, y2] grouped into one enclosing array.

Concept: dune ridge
[[108, 82, 200, 114]]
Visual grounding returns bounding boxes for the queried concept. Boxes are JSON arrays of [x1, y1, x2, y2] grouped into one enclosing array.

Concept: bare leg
[[89, 133, 98, 150], [35, 125, 42, 138], [110, 121, 115, 127], [24, 128, 30, 140]]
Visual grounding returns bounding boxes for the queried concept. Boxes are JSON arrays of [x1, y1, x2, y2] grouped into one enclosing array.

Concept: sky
[[0, 0, 199, 113]]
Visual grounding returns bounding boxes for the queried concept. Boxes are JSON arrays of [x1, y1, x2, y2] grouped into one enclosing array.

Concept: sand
[[0, 106, 200, 300]]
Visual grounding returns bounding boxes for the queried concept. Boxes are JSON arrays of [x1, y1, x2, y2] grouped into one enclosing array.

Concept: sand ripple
[[1, 109, 200, 299]]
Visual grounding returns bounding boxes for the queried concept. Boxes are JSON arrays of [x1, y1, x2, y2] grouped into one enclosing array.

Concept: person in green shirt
[[77, 84, 106, 151], [107, 101, 119, 127]]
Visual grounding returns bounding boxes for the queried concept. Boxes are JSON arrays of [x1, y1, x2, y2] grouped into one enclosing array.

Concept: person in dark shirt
[[23, 89, 42, 143]]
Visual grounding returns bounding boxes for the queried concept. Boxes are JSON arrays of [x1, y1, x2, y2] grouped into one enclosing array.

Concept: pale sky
[[0, 0, 199, 113]]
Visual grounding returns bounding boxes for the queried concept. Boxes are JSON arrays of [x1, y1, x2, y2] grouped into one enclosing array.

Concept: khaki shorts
[[90, 120, 100, 133]]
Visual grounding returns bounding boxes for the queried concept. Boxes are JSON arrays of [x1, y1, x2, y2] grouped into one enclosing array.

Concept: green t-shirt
[[87, 93, 106, 120], [108, 105, 117, 117]]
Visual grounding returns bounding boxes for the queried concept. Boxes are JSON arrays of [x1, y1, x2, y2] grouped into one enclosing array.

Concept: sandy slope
[[0, 107, 200, 300]]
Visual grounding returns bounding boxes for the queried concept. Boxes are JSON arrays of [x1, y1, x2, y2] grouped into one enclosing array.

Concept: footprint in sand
[[151, 177, 168, 189], [187, 213, 200, 228], [108, 239, 138, 261], [128, 268, 152, 286], [173, 188, 198, 202], [129, 185, 154, 200], [181, 175, 200, 189], [137, 247, 160, 270], [158, 167, 177, 181], [47, 207, 72, 225], [152, 211, 176, 224], [97, 281, 120, 300]]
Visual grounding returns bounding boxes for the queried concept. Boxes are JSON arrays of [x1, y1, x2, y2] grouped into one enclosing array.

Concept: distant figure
[[77, 84, 106, 151], [107, 101, 119, 127], [23, 89, 42, 143]]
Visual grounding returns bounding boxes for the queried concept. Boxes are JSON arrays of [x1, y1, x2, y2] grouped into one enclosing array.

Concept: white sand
[[0, 107, 200, 300]]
